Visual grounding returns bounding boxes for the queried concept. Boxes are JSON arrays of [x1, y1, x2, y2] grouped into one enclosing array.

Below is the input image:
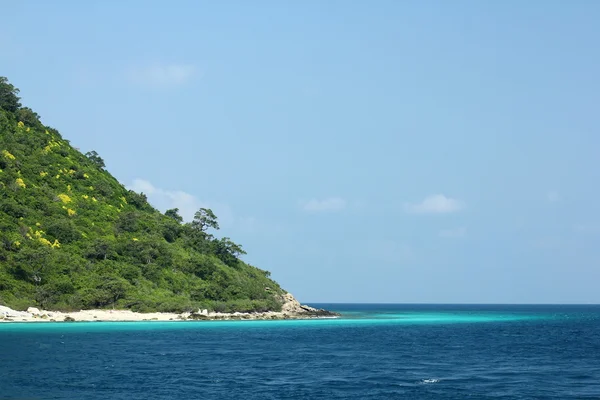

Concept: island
[[0, 76, 337, 322]]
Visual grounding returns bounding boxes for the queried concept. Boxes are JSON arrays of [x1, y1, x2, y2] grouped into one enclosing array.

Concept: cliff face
[[0, 77, 290, 314]]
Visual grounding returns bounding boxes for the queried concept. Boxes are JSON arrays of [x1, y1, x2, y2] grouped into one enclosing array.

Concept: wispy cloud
[[404, 194, 464, 214], [127, 64, 197, 88], [301, 197, 347, 212], [438, 227, 467, 238], [547, 191, 560, 203], [128, 179, 232, 225]]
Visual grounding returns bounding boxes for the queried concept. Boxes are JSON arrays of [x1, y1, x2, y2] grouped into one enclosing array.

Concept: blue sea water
[[1, 304, 600, 399]]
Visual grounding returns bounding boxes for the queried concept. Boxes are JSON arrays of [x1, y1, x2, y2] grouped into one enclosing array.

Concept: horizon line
[[303, 302, 600, 306]]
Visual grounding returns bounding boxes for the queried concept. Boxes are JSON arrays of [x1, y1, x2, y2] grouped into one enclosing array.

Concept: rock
[[300, 305, 318, 313], [278, 292, 340, 318], [187, 313, 209, 320], [280, 292, 304, 313], [64, 316, 76, 322], [27, 307, 41, 315], [0, 305, 29, 319]]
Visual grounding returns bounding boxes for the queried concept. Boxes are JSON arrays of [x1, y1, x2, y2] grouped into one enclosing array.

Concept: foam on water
[[420, 378, 440, 384]]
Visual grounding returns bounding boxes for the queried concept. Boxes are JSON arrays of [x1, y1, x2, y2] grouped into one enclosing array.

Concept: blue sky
[[2, 1, 599, 303]]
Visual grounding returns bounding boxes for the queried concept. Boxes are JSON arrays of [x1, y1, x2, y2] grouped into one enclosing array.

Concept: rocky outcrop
[[280, 293, 340, 318], [0, 305, 30, 320]]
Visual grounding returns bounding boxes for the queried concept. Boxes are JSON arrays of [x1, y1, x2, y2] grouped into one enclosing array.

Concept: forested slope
[[0, 77, 286, 313]]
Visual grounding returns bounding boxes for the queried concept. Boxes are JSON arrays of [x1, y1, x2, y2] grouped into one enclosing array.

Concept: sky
[[2, 1, 599, 303]]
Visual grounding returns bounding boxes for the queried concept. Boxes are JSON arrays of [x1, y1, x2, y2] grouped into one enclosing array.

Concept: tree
[[116, 211, 139, 233], [191, 208, 219, 232], [86, 238, 116, 260], [213, 237, 247, 267], [11, 244, 52, 285], [85, 150, 105, 169], [0, 77, 21, 112], [126, 190, 149, 210], [165, 208, 183, 223], [46, 219, 81, 244], [101, 278, 129, 309], [15, 107, 41, 127]]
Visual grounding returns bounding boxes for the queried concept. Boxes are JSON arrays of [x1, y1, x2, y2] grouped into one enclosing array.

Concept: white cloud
[[301, 197, 346, 212], [128, 178, 232, 225], [439, 227, 467, 238], [128, 64, 197, 87], [547, 191, 560, 203], [405, 194, 464, 214]]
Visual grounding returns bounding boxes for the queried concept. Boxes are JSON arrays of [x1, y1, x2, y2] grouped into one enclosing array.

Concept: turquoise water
[[1, 304, 599, 399]]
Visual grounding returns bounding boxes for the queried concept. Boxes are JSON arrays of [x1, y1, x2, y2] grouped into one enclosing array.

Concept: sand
[[0, 293, 337, 323]]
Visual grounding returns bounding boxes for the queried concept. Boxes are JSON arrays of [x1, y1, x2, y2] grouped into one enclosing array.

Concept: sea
[[1, 304, 599, 399]]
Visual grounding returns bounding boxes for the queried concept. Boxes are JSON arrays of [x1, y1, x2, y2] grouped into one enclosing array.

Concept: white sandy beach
[[0, 293, 337, 323]]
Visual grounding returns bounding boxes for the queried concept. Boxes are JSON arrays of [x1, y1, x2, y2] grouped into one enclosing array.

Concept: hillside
[[0, 77, 288, 314]]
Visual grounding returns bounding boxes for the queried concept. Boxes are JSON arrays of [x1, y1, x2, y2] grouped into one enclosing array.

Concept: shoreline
[[0, 293, 340, 323]]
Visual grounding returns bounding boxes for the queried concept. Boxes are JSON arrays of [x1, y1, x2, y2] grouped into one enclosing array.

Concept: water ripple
[[1, 305, 600, 399]]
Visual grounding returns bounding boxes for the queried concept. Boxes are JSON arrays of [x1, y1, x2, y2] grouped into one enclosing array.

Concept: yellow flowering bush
[[17, 121, 25, 128], [2, 150, 16, 160], [40, 171, 48, 177], [82, 194, 89, 200], [67, 208, 76, 217], [38, 237, 52, 247], [57, 193, 72, 203], [15, 178, 26, 188], [25, 227, 67, 249], [42, 140, 60, 154]]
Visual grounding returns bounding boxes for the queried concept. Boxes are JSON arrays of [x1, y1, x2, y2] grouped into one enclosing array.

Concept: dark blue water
[[1, 304, 600, 399]]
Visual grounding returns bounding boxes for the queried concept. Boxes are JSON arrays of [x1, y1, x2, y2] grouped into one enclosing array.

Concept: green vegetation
[[0, 77, 285, 313]]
